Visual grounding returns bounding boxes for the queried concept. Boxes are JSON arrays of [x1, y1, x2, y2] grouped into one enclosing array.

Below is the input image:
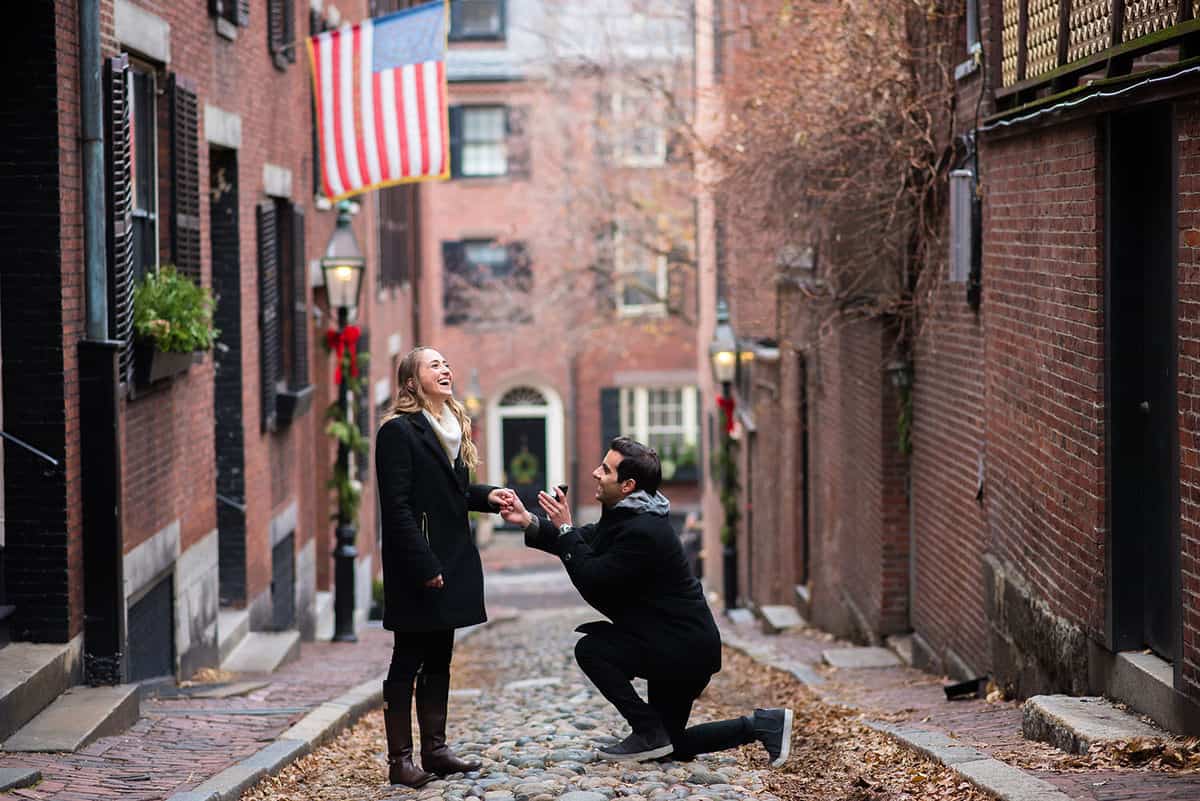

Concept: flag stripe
[[372, 72, 391, 181], [317, 34, 345, 198], [422, 60, 441, 176], [381, 69, 403, 180], [338, 28, 364, 190], [414, 62, 430, 176], [329, 31, 353, 196], [358, 22, 382, 186], [436, 60, 448, 175], [394, 67, 412, 178], [401, 65, 423, 178]]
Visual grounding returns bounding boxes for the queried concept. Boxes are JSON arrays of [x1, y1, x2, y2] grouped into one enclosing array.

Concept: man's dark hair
[[609, 436, 662, 495]]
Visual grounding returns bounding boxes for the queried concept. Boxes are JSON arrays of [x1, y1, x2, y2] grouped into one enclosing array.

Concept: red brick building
[[702, 0, 1200, 733], [0, 0, 407, 734], [420, 1, 701, 528]]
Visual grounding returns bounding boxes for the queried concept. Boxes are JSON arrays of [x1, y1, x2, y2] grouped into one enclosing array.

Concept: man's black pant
[[575, 629, 755, 759]]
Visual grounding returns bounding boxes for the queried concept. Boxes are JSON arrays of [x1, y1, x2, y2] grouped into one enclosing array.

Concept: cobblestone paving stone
[[0, 625, 395, 801], [245, 608, 786, 801]]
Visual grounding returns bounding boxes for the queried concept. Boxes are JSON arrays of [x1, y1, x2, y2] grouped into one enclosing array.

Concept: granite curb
[[164, 609, 520, 801], [719, 626, 1071, 801]]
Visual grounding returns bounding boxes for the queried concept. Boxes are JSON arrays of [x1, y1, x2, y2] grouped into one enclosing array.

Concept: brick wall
[[1176, 99, 1200, 697]]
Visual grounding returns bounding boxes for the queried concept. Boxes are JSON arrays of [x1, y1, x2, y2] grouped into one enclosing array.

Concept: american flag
[[307, 1, 449, 200]]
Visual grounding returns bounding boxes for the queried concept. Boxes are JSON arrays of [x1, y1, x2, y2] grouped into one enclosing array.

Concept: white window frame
[[619, 385, 699, 458], [614, 224, 668, 317], [461, 106, 508, 178], [612, 89, 667, 168]]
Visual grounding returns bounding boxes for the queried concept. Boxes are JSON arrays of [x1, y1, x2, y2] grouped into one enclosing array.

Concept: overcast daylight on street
[[5, 0, 1200, 800]]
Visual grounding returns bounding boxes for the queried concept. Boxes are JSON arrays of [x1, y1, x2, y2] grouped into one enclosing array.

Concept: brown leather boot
[[383, 679, 436, 787], [416, 673, 482, 776]]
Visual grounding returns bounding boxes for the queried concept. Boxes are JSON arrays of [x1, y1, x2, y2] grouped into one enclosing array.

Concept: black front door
[[1106, 104, 1180, 661], [502, 417, 547, 518]]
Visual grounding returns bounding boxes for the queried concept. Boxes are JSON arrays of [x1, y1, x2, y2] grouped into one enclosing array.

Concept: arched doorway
[[486, 385, 564, 517]]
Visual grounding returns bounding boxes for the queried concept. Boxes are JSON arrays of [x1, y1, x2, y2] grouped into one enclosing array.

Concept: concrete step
[[0, 642, 77, 742], [217, 607, 250, 665], [1105, 650, 1200, 734], [2, 683, 139, 752], [822, 646, 904, 669], [1023, 694, 1165, 754], [0, 767, 42, 792], [220, 631, 301, 674], [885, 634, 915, 667], [314, 591, 334, 641], [759, 604, 804, 634]]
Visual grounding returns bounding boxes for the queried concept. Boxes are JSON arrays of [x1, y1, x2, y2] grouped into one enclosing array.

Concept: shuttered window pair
[[105, 56, 203, 387], [441, 240, 531, 326], [257, 201, 312, 432]]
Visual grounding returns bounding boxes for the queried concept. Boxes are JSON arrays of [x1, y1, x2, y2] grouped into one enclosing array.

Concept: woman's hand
[[499, 492, 534, 528], [424, 574, 444, 589], [488, 487, 516, 508], [538, 487, 572, 529]]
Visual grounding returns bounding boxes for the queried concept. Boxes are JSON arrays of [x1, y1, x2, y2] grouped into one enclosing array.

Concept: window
[[128, 62, 158, 282], [258, 200, 312, 430], [614, 90, 667, 167], [378, 184, 418, 289], [949, 169, 975, 283], [442, 239, 531, 325], [449, 0, 505, 41], [451, 106, 508, 177], [209, 0, 250, 28], [619, 386, 700, 481], [615, 225, 667, 316]]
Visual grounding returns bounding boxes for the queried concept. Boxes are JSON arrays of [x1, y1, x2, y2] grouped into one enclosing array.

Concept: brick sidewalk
[[0, 626, 398, 801], [722, 618, 1200, 801]]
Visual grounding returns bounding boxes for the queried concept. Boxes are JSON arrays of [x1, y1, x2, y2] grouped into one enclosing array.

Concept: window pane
[[622, 269, 658, 307], [462, 143, 507, 177], [464, 108, 505, 141], [130, 69, 156, 213], [458, 0, 502, 36], [464, 242, 510, 278]]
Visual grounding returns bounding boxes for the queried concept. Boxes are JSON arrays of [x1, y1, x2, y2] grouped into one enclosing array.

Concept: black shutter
[[448, 0, 463, 40], [104, 54, 135, 384], [169, 75, 202, 282], [594, 91, 613, 162], [258, 203, 280, 432], [269, 0, 293, 67], [506, 105, 530, 179], [448, 106, 464, 178], [238, 0, 251, 26], [290, 205, 309, 390], [355, 330, 371, 478], [285, 0, 297, 62], [593, 222, 616, 314], [442, 241, 467, 325], [600, 388, 620, 454]]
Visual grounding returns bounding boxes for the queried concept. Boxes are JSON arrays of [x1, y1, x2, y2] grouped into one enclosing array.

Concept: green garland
[[323, 348, 371, 524], [709, 437, 741, 546]]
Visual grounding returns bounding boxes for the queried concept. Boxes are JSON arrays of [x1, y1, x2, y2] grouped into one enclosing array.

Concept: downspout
[[80, 0, 107, 337]]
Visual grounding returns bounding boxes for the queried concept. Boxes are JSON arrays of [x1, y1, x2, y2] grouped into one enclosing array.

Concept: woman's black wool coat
[[375, 412, 498, 632]]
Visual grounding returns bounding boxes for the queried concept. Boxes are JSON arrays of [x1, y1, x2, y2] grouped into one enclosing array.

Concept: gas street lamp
[[322, 202, 365, 643], [709, 299, 740, 612]]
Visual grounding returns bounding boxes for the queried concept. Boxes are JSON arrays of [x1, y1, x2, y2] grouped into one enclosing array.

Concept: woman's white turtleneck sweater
[[422, 404, 462, 463]]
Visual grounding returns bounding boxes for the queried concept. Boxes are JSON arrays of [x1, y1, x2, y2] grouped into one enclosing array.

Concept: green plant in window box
[[131, 265, 220, 385]]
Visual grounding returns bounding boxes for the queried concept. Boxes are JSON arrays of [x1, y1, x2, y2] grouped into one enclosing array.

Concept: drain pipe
[[77, 0, 126, 685], [80, 0, 107, 339]]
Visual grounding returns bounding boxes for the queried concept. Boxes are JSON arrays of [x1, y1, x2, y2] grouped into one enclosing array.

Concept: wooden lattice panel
[[1002, 0, 1021, 85], [1027, 0, 1062, 79], [1123, 0, 1178, 42], [1068, 0, 1113, 61]]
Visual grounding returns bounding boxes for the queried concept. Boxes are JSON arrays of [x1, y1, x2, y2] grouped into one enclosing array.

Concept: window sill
[[453, 172, 512, 182], [617, 303, 667, 319], [276, 384, 315, 426], [215, 18, 238, 41], [449, 34, 507, 43]]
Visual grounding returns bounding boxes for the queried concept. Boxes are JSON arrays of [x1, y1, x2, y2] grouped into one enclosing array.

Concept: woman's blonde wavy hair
[[383, 346, 479, 470]]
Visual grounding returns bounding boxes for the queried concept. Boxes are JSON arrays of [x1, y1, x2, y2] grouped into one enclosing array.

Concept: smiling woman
[[374, 346, 513, 788]]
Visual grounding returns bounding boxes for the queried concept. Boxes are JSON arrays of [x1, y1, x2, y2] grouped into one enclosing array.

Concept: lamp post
[[709, 299, 739, 612], [322, 202, 366, 643]]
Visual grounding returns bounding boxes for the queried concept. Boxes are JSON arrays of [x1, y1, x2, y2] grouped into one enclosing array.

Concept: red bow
[[716, 395, 736, 433], [325, 325, 361, 385]]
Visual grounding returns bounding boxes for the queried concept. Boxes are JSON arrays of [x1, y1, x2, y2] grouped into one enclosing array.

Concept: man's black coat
[[376, 412, 497, 632], [526, 501, 722, 677]]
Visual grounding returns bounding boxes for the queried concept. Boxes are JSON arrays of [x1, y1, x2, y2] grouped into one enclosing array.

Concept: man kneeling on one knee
[[499, 437, 793, 765]]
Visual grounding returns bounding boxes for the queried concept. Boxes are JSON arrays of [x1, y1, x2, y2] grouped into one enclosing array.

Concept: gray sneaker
[[753, 708, 794, 768], [597, 730, 674, 762]]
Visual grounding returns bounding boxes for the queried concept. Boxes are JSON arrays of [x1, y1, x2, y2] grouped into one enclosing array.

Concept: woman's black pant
[[575, 630, 754, 759], [387, 629, 455, 682]]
